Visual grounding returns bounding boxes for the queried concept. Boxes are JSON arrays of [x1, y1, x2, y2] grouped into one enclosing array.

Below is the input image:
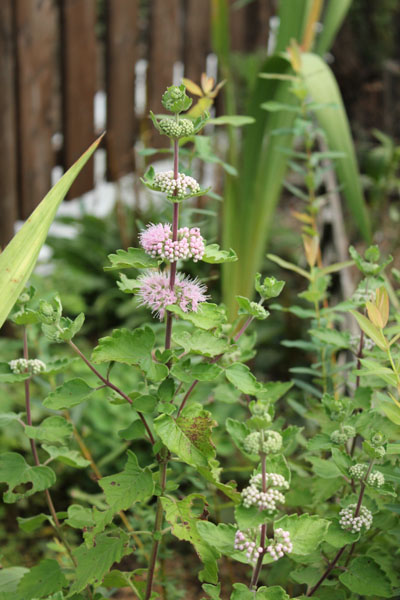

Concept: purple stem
[[164, 140, 179, 351], [249, 452, 267, 589], [68, 340, 155, 445]]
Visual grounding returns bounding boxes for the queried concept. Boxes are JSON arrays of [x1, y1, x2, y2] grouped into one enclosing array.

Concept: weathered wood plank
[[147, 0, 181, 120], [184, 0, 210, 84], [0, 0, 17, 246], [106, 0, 138, 180], [15, 0, 57, 219], [61, 0, 96, 197]]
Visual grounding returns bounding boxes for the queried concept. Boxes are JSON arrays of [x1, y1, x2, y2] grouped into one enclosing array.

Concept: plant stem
[[23, 328, 77, 567], [164, 139, 179, 351], [249, 451, 267, 590], [144, 459, 168, 600], [68, 340, 155, 445], [307, 458, 374, 596]]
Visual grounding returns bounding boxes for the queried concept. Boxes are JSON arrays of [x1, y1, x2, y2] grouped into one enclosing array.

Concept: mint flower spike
[[9, 358, 46, 375], [141, 166, 210, 202], [136, 271, 208, 320], [161, 84, 192, 114], [243, 430, 283, 455], [339, 504, 372, 533], [139, 223, 205, 263]]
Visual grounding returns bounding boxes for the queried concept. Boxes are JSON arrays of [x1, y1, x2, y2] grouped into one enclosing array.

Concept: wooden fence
[[0, 0, 273, 248]]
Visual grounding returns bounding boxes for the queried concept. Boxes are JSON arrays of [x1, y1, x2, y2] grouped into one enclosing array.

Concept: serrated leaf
[[66, 505, 95, 529], [42, 445, 90, 469], [0, 567, 29, 599], [43, 379, 94, 410], [197, 521, 245, 562], [324, 519, 359, 548], [70, 532, 131, 594], [166, 303, 227, 330], [172, 330, 228, 357], [307, 456, 342, 479], [0, 412, 24, 428], [118, 418, 146, 441], [202, 244, 237, 264], [0, 452, 55, 503], [0, 134, 103, 330], [99, 451, 153, 512], [171, 360, 223, 383], [225, 362, 261, 394], [105, 247, 159, 271], [236, 296, 269, 320], [274, 513, 330, 555], [339, 556, 392, 597], [17, 559, 67, 599], [92, 326, 154, 365], [25, 416, 73, 444], [154, 412, 215, 468], [162, 494, 219, 583]]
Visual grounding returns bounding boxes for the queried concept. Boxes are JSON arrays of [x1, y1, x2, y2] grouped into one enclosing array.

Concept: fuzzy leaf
[[70, 532, 131, 594], [92, 326, 154, 365], [0, 567, 29, 599], [25, 416, 73, 444], [66, 505, 95, 529], [324, 520, 359, 548], [350, 310, 387, 350], [172, 330, 229, 357], [43, 378, 94, 410], [339, 556, 392, 597], [0, 453, 55, 503], [154, 412, 215, 468], [42, 445, 90, 469], [99, 451, 154, 512], [236, 296, 269, 320], [202, 244, 238, 263], [17, 513, 51, 533], [17, 559, 67, 599], [309, 328, 350, 348], [274, 513, 330, 555], [225, 362, 261, 394], [171, 359, 223, 383], [208, 115, 255, 126], [166, 303, 227, 330], [161, 494, 219, 583], [197, 521, 246, 563], [105, 247, 159, 271]]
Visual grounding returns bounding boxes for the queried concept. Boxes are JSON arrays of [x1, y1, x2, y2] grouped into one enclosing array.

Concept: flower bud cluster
[[330, 426, 355, 445], [139, 223, 205, 262], [234, 527, 293, 565], [9, 358, 46, 375], [349, 463, 368, 480], [368, 470, 385, 488], [243, 430, 282, 455], [266, 528, 293, 561], [339, 504, 373, 533], [241, 473, 289, 512], [159, 118, 194, 138], [153, 171, 200, 199]]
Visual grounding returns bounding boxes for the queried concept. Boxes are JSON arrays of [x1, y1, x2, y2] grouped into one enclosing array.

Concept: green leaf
[[197, 521, 244, 561], [208, 115, 255, 126], [267, 253, 311, 280], [99, 450, 154, 512], [70, 532, 131, 594], [17, 513, 51, 533], [202, 244, 238, 264], [0, 363, 30, 384], [324, 520, 359, 549], [309, 328, 350, 348], [17, 559, 67, 599], [172, 330, 228, 357], [154, 412, 215, 468], [202, 583, 222, 600], [118, 419, 146, 441], [230, 583, 255, 600], [43, 378, 94, 410], [261, 100, 301, 113], [225, 362, 261, 394], [0, 567, 29, 599], [0, 412, 24, 428], [105, 247, 159, 271], [92, 326, 154, 365], [274, 513, 330, 555], [25, 416, 73, 444], [301, 53, 371, 242], [0, 452, 55, 503], [339, 556, 393, 597], [131, 394, 158, 414], [236, 296, 269, 320], [162, 494, 220, 583], [254, 587, 290, 600], [42, 445, 90, 469], [0, 134, 103, 329], [225, 418, 252, 456], [66, 505, 95, 529], [315, 0, 352, 55], [307, 457, 342, 479], [172, 359, 223, 383], [254, 274, 285, 300], [166, 303, 227, 330], [349, 310, 387, 350]]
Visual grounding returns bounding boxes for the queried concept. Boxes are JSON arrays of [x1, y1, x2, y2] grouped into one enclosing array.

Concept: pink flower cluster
[[137, 271, 208, 319], [140, 223, 205, 262], [266, 528, 293, 561], [234, 527, 293, 565]]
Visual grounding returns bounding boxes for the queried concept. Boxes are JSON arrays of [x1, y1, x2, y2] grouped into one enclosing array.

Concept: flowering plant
[[0, 83, 399, 600]]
